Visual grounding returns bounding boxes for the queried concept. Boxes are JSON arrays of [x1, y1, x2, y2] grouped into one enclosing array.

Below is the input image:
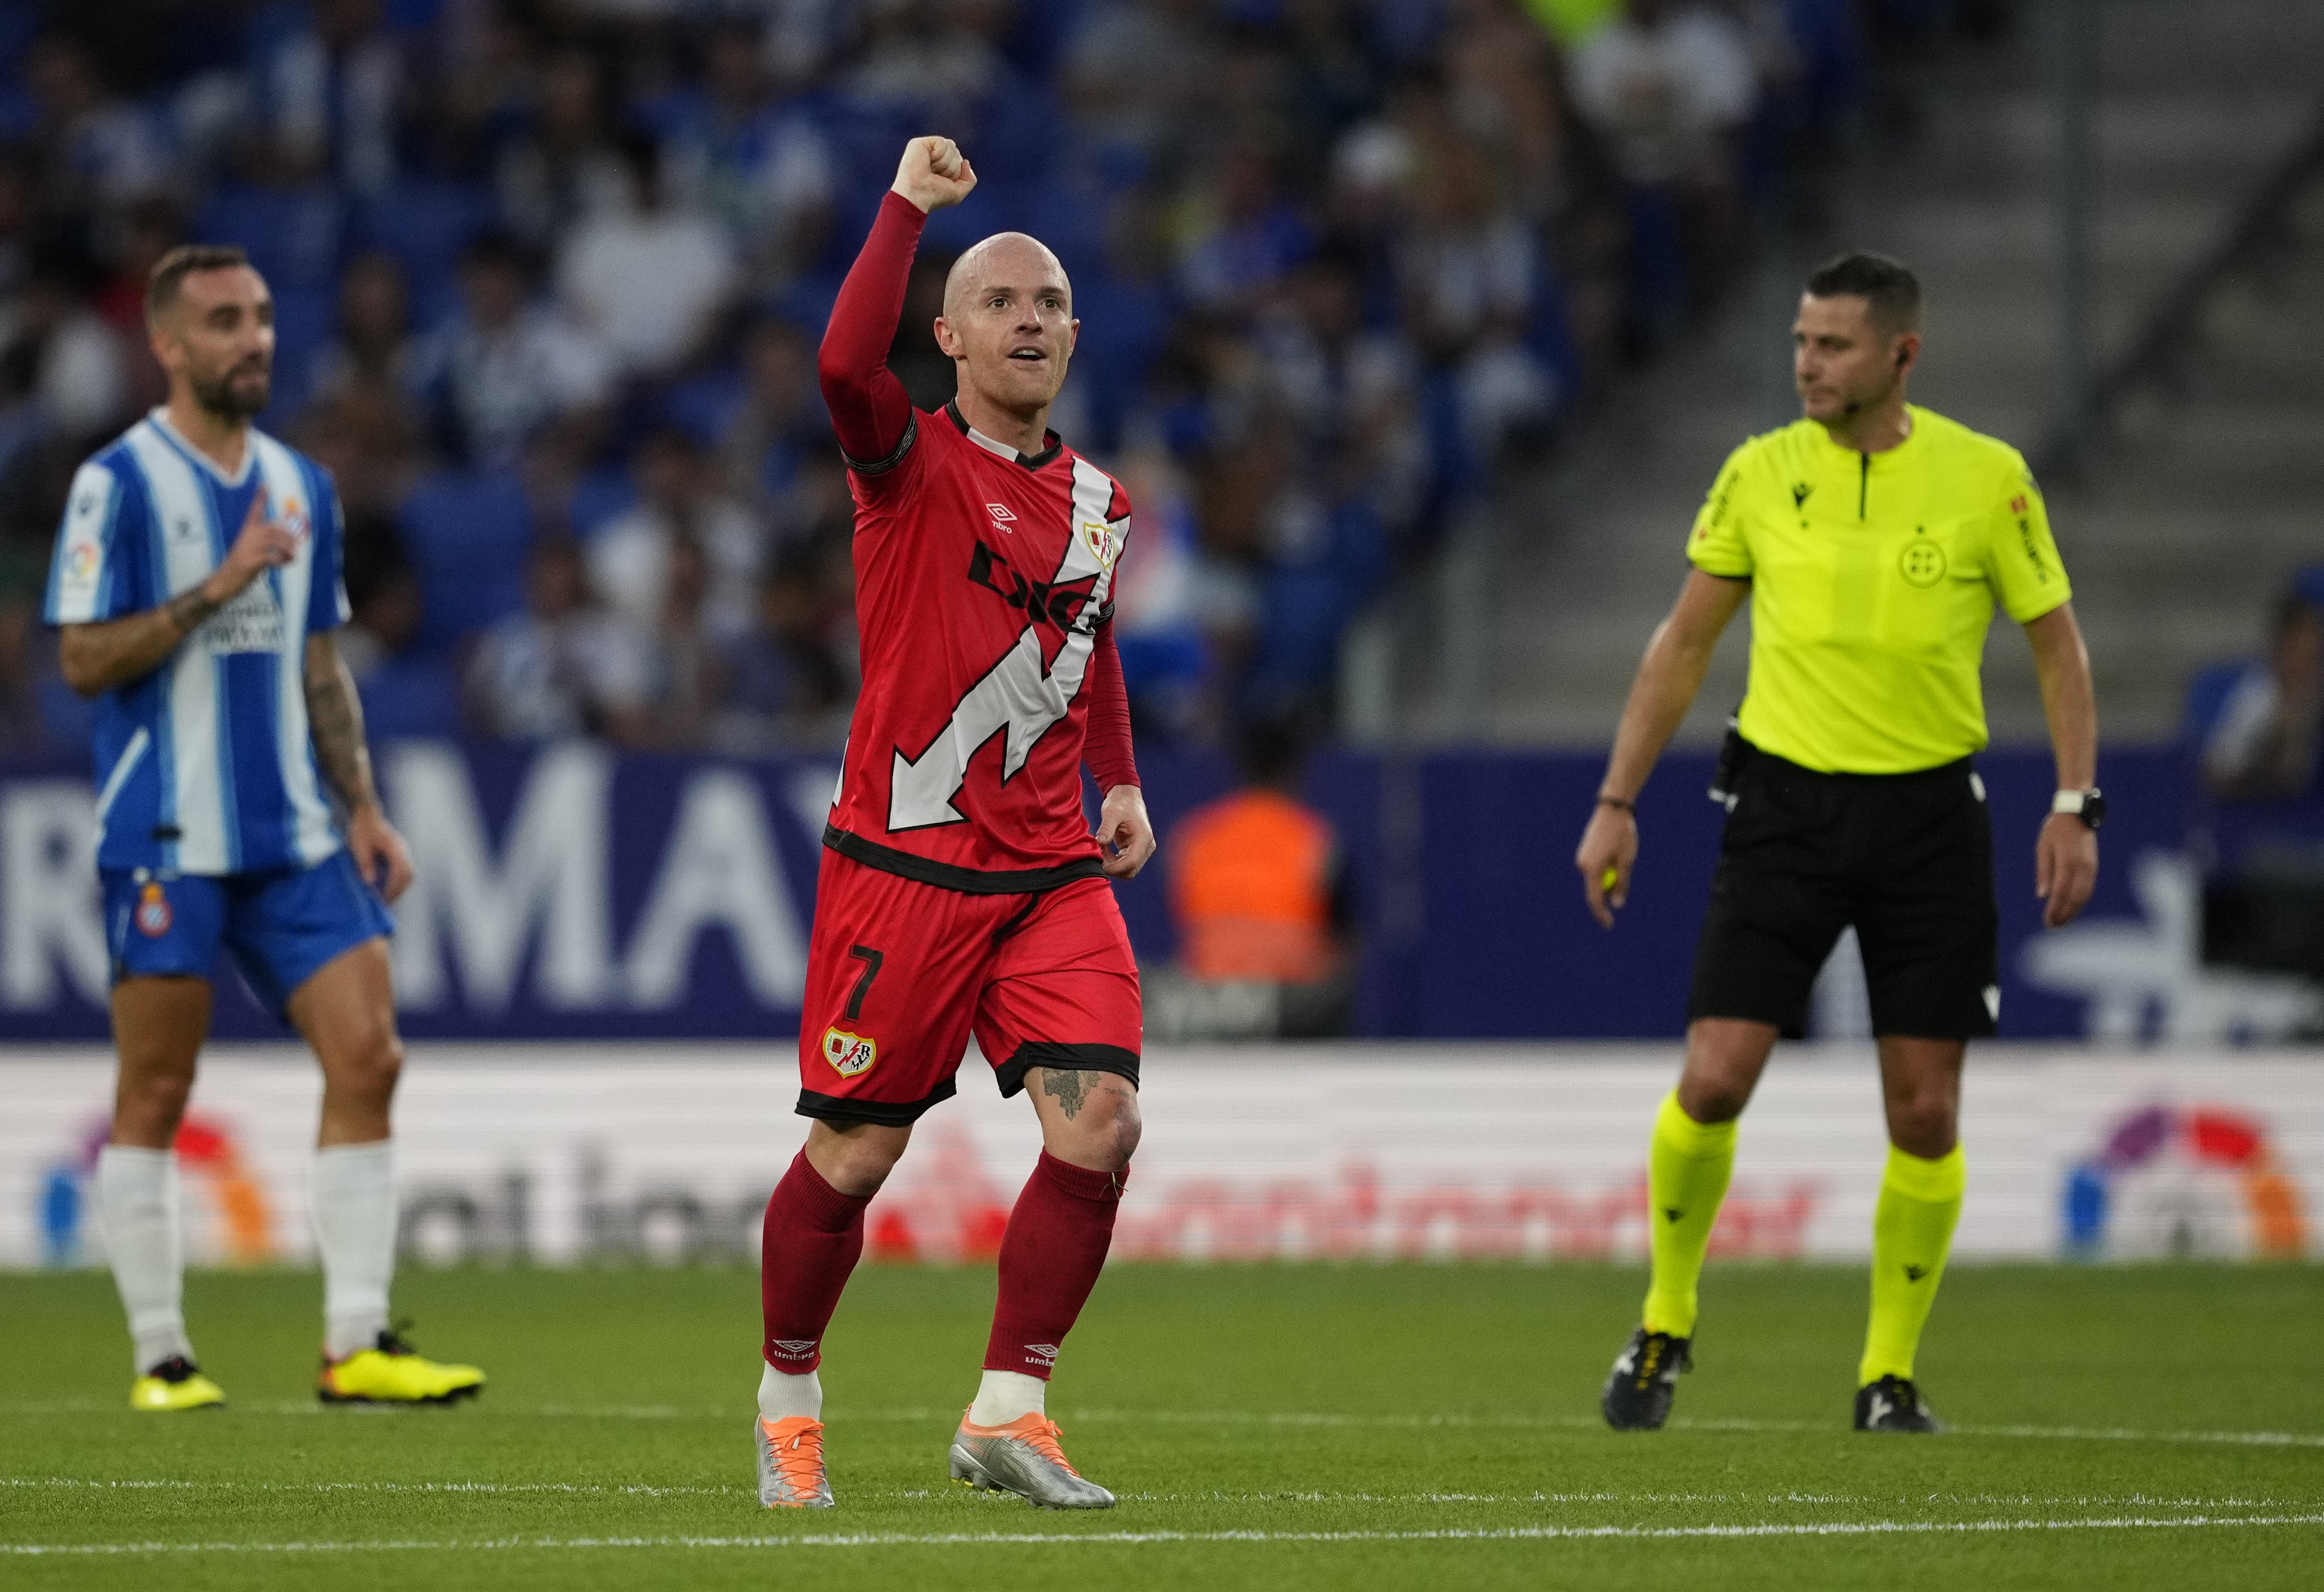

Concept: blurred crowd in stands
[[2190, 567, 2324, 808], [0, 0, 1964, 757]]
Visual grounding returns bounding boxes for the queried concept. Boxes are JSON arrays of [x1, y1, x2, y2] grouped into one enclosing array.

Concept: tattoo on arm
[[165, 586, 223, 636], [1041, 1069, 1093, 1120], [59, 589, 221, 696], [303, 635, 378, 811]]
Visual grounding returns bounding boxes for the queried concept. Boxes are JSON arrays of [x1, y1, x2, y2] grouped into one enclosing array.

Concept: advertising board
[[6, 741, 2308, 1041], [6, 1046, 2315, 1270]]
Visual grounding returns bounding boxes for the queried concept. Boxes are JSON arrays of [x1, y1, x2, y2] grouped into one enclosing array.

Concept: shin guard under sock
[[312, 1140, 397, 1359], [983, 1152, 1125, 1380], [760, 1152, 871, 1374], [1860, 1143, 1964, 1385], [96, 1145, 191, 1374], [1640, 1091, 1738, 1338]]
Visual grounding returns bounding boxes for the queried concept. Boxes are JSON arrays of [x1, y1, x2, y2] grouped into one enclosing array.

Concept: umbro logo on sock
[[771, 1339, 819, 1359], [1904, 1265, 1928, 1282], [1025, 1343, 1059, 1367], [1661, 1207, 1684, 1223]]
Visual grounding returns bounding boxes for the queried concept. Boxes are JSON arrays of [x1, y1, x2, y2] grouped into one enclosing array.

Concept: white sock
[[758, 1362, 824, 1423], [967, 1369, 1046, 1427], [96, 1145, 193, 1374], [312, 1140, 397, 1360]]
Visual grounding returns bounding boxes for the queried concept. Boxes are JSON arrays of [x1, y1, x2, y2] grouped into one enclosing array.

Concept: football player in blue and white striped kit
[[46, 245, 482, 1412]]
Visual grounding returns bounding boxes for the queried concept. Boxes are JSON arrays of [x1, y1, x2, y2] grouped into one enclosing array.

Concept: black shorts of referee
[[1687, 735, 1999, 1040]]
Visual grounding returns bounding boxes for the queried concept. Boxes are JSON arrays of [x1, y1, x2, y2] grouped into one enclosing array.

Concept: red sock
[[983, 1151, 1127, 1380], [761, 1151, 871, 1374]]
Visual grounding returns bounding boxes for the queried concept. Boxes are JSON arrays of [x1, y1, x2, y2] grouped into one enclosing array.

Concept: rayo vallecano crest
[[822, 1027, 876, 1077], [1079, 519, 1121, 569]]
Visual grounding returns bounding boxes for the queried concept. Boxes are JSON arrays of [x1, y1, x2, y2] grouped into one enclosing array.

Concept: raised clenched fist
[[892, 136, 977, 214]]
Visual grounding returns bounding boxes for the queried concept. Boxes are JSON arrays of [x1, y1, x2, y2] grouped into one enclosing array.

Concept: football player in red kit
[[752, 137, 1155, 1511]]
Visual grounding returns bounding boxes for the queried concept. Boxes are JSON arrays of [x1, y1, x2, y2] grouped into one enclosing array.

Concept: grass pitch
[[2, 1262, 2320, 1590]]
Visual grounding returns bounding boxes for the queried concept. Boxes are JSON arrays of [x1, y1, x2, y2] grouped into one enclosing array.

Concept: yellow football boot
[[317, 1328, 484, 1405], [130, 1356, 226, 1412]]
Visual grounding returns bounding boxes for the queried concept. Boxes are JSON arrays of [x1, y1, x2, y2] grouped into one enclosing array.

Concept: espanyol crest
[[135, 882, 173, 938], [822, 1027, 876, 1078], [1078, 519, 1120, 569]]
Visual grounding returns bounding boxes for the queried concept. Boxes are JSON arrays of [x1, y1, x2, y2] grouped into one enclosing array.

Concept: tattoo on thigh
[[1041, 1068, 1097, 1120]]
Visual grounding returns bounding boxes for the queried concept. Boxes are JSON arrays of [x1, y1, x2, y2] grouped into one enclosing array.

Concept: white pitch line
[[0, 1478, 727, 1497], [0, 1478, 2298, 1511], [9, 1469, 2296, 1506], [8, 1513, 2324, 1556], [7, 1400, 2324, 1451]]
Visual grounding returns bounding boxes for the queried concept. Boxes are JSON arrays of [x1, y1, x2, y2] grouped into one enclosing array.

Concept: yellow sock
[[1640, 1091, 1737, 1338], [1859, 1143, 1965, 1385]]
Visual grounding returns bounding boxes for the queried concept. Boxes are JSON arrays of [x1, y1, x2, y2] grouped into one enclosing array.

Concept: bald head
[[934, 228, 1077, 428], [943, 232, 1071, 323]]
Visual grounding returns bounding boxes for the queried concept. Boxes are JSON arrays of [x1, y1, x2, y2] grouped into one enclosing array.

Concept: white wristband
[[2052, 790, 2089, 815]]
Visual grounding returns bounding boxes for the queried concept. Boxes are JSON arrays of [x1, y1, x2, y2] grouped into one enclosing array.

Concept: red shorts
[[796, 851, 1143, 1124]]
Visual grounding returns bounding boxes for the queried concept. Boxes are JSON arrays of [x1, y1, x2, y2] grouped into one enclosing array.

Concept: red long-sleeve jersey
[[818, 191, 1139, 892]]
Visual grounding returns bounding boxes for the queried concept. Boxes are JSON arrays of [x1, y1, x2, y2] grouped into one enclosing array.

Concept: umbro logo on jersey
[[172, 517, 195, 541], [986, 503, 1016, 532], [1791, 482, 1812, 509]]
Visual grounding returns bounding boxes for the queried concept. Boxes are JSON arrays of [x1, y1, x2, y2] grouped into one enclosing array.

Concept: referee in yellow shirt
[[1574, 252, 2101, 1434]]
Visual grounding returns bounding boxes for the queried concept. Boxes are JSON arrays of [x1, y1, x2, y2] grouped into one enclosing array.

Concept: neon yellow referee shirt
[[1687, 405, 2071, 775]]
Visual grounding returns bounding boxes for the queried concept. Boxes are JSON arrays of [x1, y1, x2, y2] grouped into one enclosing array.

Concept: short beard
[[189, 366, 271, 422]]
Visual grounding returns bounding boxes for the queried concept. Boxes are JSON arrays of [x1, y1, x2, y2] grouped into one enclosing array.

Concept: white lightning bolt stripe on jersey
[[887, 458, 1121, 831]]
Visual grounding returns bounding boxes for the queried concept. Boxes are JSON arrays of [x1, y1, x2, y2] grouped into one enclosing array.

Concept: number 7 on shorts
[[844, 945, 883, 1023]]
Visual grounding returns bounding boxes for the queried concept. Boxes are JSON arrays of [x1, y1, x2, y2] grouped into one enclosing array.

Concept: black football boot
[[1601, 1326, 1692, 1430], [1854, 1374, 1943, 1433]]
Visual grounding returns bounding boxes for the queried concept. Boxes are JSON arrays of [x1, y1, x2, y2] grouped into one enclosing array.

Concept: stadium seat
[[195, 182, 347, 290], [354, 652, 464, 740], [2180, 660, 2250, 756], [260, 284, 337, 427], [1623, 185, 1690, 341], [396, 468, 533, 654], [564, 463, 639, 540], [351, 180, 498, 327]]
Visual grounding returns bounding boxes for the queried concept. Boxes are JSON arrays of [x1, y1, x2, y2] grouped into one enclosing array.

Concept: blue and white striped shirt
[[43, 410, 351, 876]]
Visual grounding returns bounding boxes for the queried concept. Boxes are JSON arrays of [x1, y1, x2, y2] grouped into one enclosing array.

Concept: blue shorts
[[103, 849, 394, 1018]]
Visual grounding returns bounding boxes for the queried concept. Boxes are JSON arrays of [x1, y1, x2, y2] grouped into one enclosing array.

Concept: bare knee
[[112, 1065, 195, 1146], [1885, 1083, 1959, 1159], [1088, 1088, 1142, 1169], [1039, 1071, 1140, 1173], [1676, 1020, 1775, 1123], [805, 1120, 912, 1198], [328, 1029, 404, 1110], [1879, 1040, 1962, 1159]]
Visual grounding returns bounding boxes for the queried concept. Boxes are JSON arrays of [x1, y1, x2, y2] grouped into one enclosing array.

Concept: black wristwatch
[[2051, 789, 2106, 830]]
